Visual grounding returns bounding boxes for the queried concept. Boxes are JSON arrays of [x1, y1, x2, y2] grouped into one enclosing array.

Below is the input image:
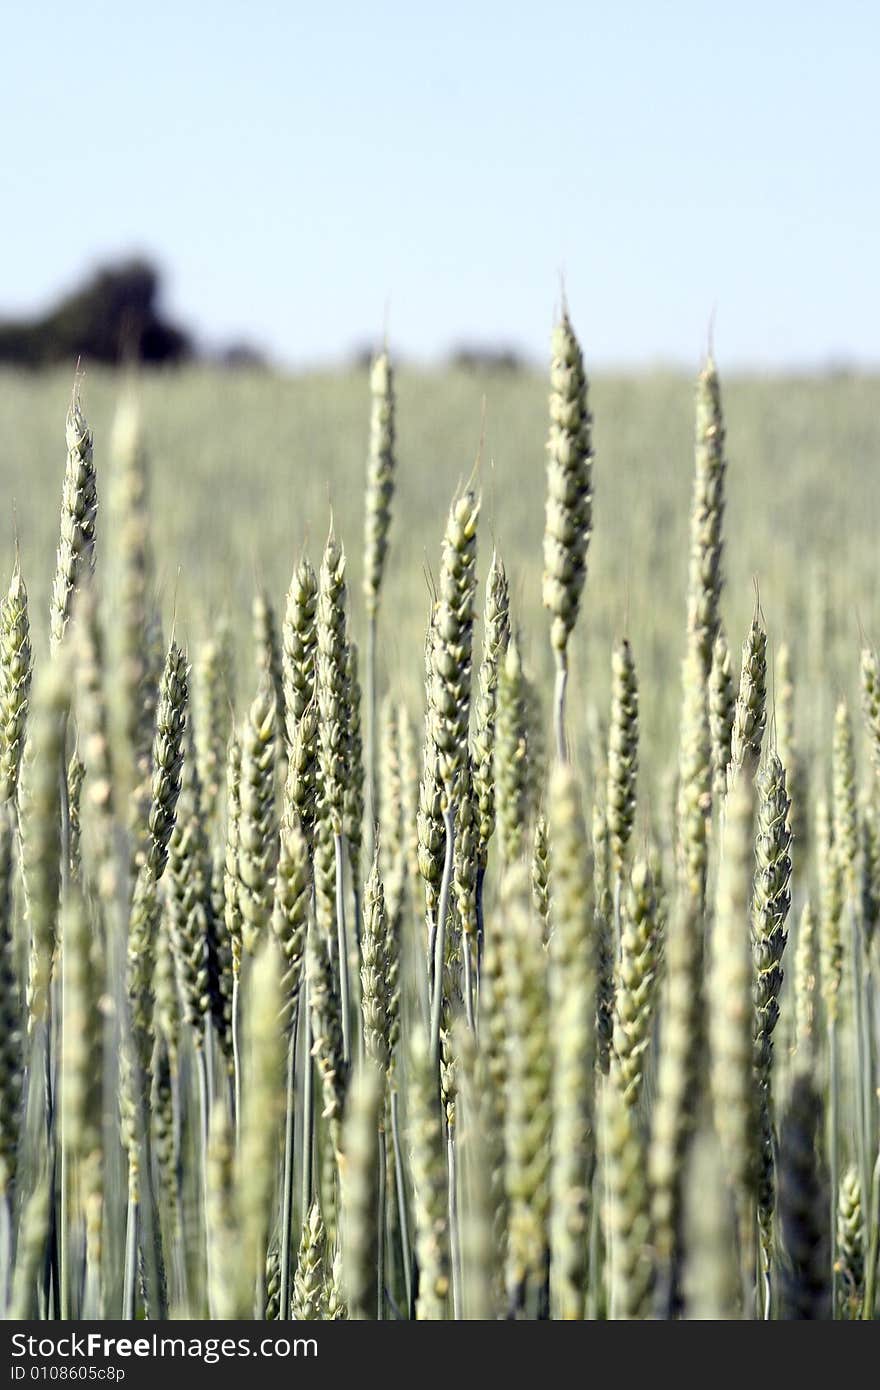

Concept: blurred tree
[[0, 259, 192, 367], [217, 342, 268, 370], [448, 344, 526, 373]]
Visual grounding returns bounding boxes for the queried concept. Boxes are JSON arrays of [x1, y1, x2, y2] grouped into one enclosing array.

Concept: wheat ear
[[542, 311, 593, 760]]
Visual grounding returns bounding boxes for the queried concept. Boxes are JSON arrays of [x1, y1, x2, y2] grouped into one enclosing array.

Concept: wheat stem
[[829, 1018, 840, 1315], [862, 1146, 880, 1318], [377, 1125, 387, 1318], [300, 972, 314, 1217], [851, 901, 872, 1227], [279, 1027, 297, 1317], [390, 1087, 412, 1314], [334, 833, 351, 1064], [0, 1192, 11, 1315], [231, 975, 241, 1138], [366, 613, 378, 846], [553, 657, 568, 764], [447, 1133, 463, 1319], [122, 1196, 138, 1319], [430, 805, 455, 1075]]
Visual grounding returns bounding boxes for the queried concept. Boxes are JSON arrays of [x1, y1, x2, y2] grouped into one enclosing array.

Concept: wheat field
[[2, 363, 877, 755], [0, 335, 877, 1322]]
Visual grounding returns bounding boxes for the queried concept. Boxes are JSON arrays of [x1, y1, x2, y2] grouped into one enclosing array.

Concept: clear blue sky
[[3, 2, 878, 368]]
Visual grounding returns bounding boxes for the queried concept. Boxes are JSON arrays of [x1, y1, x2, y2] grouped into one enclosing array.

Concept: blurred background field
[[1, 361, 877, 796]]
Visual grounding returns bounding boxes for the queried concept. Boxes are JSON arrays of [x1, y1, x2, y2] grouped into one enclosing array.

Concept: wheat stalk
[[0, 553, 32, 806], [710, 771, 759, 1306], [0, 808, 23, 1208], [238, 676, 278, 955], [685, 356, 726, 683], [604, 1059, 654, 1318], [542, 311, 593, 760], [837, 1166, 865, 1318], [547, 763, 595, 1319], [613, 855, 664, 1108], [50, 389, 97, 650], [473, 551, 510, 873], [292, 1202, 329, 1320], [502, 864, 551, 1314], [193, 627, 233, 828], [752, 752, 793, 1263], [607, 638, 639, 883], [709, 628, 735, 802], [409, 1027, 450, 1319], [730, 613, 768, 783]]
